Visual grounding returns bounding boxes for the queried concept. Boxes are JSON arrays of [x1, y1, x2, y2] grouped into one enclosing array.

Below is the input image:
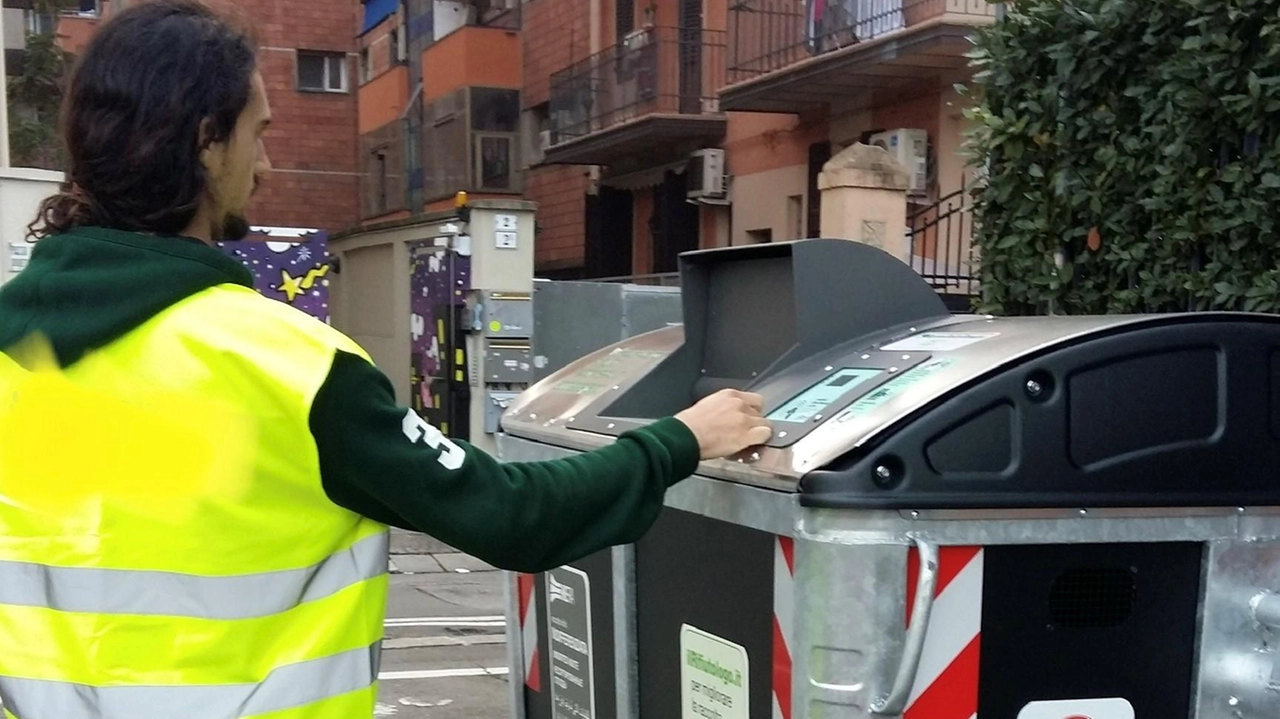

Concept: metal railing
[[548, 28, 727, 145], [908, 185, 978, 306], [585, 272, 682, 287], [728, 0, 997, 83]]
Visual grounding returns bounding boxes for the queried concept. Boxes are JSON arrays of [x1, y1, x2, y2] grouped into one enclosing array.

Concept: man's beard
[[217, 213, 251, 242]]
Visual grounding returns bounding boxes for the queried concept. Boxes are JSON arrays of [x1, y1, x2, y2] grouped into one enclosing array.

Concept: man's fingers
[[734, 391, 765, 412], [746, 424, 773, 445]]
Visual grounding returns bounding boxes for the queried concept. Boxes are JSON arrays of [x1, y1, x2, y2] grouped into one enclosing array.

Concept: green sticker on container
[[836, 358, 956, 423], [489, 320, 503, 333], [552, 382, 602, 395]]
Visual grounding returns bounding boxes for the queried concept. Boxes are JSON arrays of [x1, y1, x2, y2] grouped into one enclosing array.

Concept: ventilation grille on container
[[1048, 567, 1137, 629]]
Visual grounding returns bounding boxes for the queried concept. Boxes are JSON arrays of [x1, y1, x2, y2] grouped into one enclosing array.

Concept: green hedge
[[965, 0, 1280, 315]]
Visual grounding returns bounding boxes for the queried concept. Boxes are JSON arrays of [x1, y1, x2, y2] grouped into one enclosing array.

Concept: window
[[358, 48, 371, 84], [24, 9, 54, 35], [470, 88, 520, 132], [390, 25, 406, 64], [375, 151, 388, 214], [787, 195, 804, 240], [475, 135, 513, 191], [297, 51, 348, 93]]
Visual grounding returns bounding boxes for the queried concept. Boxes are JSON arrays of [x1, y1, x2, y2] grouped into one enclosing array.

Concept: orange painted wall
[[872, 92, 941, 146], [724, 112, 828, 177], [56, 13, 101, 55], [358, 65, 409, 134], [705, 0, 728, 32], [424, 26, 522, 103]]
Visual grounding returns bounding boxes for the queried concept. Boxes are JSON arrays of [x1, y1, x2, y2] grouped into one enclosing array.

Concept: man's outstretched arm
[[309, 350, 770, 573]]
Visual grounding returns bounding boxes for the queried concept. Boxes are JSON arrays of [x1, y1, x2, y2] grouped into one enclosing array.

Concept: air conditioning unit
[[870, 128, 928, 195], [687, 149, 727, 199]]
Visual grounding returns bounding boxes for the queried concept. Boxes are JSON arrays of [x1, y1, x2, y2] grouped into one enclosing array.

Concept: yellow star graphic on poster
[[277, 264, 331, 303]]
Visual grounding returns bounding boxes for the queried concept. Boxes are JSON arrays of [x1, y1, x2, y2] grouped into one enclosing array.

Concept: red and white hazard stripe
[[772, 536, 795, 719], [905, 546, 984, 719], [516, 572, 541, 692]]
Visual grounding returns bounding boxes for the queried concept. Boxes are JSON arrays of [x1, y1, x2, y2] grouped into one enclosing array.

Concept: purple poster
[[409, 241, 471, 416], [218, 227, 332, 322]]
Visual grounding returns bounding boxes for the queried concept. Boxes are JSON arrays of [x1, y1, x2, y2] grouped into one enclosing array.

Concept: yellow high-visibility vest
[[0, 283, 390, 719]]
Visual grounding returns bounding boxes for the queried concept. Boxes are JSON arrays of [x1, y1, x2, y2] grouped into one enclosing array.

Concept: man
[[0, 2, 771, 717]]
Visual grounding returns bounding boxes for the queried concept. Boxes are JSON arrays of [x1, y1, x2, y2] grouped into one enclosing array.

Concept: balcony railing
[[908, 184, 978, 310], [728, 0, 998, 83], [548, 27, 727, 145]]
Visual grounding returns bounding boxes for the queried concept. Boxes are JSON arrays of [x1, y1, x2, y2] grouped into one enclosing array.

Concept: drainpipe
[[0, 5, 10, 168]]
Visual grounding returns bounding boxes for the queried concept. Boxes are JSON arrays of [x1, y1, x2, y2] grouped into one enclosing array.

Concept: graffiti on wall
[[409, 241, 471, 424], [217, 228, 332, 322]]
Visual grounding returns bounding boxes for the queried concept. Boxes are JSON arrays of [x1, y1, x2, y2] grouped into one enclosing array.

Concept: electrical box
[[483, 390, 522, 434], [870, 128, 928, 195], [486, 340, 534, 383], [480, 291, 533, 338]]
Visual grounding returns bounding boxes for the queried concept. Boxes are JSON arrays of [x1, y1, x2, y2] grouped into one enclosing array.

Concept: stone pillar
[[817, 143, 911, 263]]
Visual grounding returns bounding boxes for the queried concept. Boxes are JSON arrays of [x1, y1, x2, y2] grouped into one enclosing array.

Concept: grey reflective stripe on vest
[[0, 531, 388, 619], [0, 642, 380, 719]]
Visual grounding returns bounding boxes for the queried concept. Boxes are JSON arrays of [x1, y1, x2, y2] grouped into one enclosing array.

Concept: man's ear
[[197, 117, 223, 176]]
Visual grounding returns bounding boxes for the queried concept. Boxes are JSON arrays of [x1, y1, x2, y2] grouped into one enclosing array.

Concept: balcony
[[723, 0, 1000, 113], [545, 27, 728, 166]]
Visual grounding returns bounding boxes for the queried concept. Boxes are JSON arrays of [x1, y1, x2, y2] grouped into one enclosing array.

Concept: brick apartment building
[[46, 0, 363, 234], [13, 0, 1000, 297], [521, 0, 1001, 295]]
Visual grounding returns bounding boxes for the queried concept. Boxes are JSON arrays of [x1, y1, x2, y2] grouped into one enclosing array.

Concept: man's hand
[[674, 389, 773, 460]]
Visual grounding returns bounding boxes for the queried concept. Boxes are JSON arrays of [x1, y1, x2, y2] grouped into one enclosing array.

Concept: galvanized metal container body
[[501, 446, 1280, 719], [500, 240, 1280, 719]]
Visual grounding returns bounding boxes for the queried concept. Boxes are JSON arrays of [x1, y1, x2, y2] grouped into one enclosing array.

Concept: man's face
[[204, 71, 272, 242]]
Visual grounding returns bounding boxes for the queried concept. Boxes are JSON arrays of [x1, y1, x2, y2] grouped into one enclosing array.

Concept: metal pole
[[0, 4, 11, 168]]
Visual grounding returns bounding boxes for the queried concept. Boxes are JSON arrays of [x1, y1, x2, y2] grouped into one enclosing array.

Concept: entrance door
[[585, 186, 635, 278], [651, 170, 700, 273]]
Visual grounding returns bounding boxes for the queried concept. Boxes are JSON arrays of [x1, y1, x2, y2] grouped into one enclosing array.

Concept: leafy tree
[[965, 0, 1280, 315], [6, 0, 73, 169]]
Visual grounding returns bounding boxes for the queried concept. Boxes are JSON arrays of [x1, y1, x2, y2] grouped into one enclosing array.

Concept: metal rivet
[[902, 354, 911, 360], [1229, 697, 1240, 707], [778, 431, 788, 439], [607, 423, 616, 429], [1238, 506, 1247, 514], [909, 327, 917, 332], [824, 365, 834, 372], [984, 314, 995, 320], [1078, 508, 1088, 517], [1025, 380, 1043, 397], [861, 354, 871, 360], [612, 385, 620, 391], [750, 452, 761, 461], [529, 414, 537, 420], [875, 465, 893, 480], [813, 414, 823, 422], [910, 510, 920, 519], [888, 367, 899, 373], [568, 417, 576, 423]]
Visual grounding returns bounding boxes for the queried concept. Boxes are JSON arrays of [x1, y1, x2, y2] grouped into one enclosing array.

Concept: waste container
[[500, 238, 1280, 719]]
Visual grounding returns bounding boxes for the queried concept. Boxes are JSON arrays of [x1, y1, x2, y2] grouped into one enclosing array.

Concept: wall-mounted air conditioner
[[869, 128, 928, 195], [687, 149, 727, 199]]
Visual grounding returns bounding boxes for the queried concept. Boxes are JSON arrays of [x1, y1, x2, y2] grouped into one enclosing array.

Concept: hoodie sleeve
[[308, 350, 702, 573]]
